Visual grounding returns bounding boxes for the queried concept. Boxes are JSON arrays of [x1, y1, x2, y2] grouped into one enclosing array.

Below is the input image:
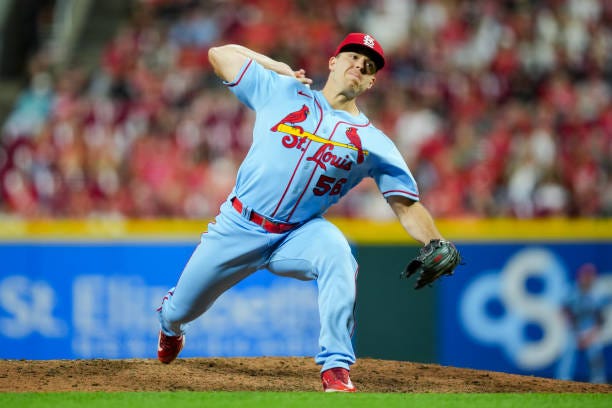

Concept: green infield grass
[[1, 392, 610, 408]]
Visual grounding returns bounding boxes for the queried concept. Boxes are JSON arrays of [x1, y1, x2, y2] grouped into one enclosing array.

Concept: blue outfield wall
[[1, 217, 611, 383], [440, 242, 612, 382], [0, 242, 320, 360]]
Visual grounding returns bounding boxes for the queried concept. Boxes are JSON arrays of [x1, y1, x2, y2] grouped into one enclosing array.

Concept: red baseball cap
[[334, 33, 385, 71]]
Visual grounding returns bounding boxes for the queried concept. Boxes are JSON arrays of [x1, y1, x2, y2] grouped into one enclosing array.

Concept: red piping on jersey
[[297, 90, 312, 98], [285, 118, 371, 222], [328, 119, 371, 138], [271, 95, 324, 218], [226, 59, 253, 87], [382, 189, 419, 199]]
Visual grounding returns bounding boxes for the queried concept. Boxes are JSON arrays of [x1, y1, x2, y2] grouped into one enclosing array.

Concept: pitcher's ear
[[329, 55, 337, 70]]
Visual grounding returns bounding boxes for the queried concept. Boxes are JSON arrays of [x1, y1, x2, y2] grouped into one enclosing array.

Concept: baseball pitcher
[[156, 33, 461, 392]]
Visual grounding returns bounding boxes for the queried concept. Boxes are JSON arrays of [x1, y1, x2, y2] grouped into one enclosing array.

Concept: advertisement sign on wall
[[0, 242, 320, 359], [440, 243, 612, 382]]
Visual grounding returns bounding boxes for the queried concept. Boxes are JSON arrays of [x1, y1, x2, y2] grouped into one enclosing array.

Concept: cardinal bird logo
[[270, 105, 310, 133], [345, 127, 365, 164]]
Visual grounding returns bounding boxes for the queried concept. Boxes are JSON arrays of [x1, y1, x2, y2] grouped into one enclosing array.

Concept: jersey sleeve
[[223, 59, 281, 111], [371, 138, 420, 201]]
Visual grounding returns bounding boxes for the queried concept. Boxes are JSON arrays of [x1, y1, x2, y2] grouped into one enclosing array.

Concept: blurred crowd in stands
[[1, 0, 611, 219]]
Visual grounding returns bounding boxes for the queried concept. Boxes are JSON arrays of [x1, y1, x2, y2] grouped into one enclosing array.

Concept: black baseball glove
[[401, 239, 461, 289]]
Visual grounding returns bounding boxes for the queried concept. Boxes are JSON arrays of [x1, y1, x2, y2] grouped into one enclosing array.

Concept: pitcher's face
[[329, 52, 377, 97]]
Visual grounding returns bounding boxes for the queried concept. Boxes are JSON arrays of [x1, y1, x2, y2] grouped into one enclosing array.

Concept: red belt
[[231, 197, 297, 233]]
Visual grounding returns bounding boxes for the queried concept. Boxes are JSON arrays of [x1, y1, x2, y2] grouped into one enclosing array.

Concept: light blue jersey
[[227, 59, 419, 222], [158, 59, 420, 373]]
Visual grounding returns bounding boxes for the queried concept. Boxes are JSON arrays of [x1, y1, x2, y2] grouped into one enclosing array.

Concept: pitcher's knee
[[320, 246, 356, 271]]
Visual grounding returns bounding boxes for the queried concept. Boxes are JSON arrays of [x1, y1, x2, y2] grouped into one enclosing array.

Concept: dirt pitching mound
[[1, 357, 610, 393]]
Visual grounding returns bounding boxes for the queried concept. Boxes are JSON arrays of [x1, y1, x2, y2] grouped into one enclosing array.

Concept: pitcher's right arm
[[208, 44, 312, 85]]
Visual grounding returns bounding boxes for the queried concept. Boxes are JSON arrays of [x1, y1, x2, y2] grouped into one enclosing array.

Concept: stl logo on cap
[[334, 32, 385, 70], [363, 35, 375, 48]]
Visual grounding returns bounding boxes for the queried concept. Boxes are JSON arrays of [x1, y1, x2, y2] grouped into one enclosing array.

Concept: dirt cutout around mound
[[1, 357, 611, 393]]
